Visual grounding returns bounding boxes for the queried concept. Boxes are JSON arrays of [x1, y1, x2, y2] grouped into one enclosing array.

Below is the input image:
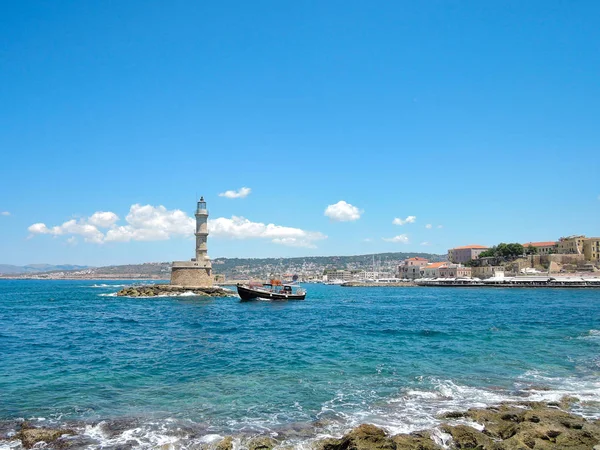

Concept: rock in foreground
[[116, 284, 236, 297], [440, 401, 600, 450], [15, 422, 75, 449], [315, 400, 600, 450]]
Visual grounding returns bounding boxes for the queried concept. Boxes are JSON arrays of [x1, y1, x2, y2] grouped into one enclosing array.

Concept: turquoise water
[[1, 280, 599, 448]]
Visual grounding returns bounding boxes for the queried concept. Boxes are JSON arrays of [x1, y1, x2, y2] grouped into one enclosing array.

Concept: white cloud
[[437, 225, 443, 229], [88, 211, 119, 228], [66, 236, 78, 245], [420, 241, 431, 246], [393, 216, 416, 225], [28, 223, 50, 234], [28, 219, 104, 243], [104, 204, 194, 242], [425, 224, 432, 229], [383, 234, 409, 244], [324, 201, 362, 222], [363, 238, 372, 242], [28, 204, 327, 248], [28, 204, 194, 244], [218, 187, 251, 199], [209, 216, 326, 248], [1, 211, 10, 216]]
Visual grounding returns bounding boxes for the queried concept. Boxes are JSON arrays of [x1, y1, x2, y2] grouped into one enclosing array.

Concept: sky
[[1, 1, 599, 266]]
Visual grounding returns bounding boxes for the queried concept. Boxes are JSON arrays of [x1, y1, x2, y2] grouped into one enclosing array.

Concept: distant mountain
[[0, 264, 91, 274]]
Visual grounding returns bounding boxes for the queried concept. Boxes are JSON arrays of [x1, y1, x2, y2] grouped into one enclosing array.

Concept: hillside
[[0, 264, 91, 275], [212, 252, 444, 271], [1, 252, 446, 280]]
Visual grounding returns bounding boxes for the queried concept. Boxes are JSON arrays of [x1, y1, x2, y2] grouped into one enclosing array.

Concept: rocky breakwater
[[116, 283, 236, 298]]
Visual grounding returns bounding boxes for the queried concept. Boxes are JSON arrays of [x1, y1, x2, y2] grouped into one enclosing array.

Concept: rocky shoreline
[[116, 283, 237, 297], [3, 399, 599, 449]]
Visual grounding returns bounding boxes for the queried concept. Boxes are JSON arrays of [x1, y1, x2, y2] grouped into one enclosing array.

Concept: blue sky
[[1, 1, 599, 266]]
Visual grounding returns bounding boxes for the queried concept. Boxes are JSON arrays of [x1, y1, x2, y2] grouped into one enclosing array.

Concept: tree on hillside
[[526, 245, 538, 255], [479, 243, 524, 259], [508, 243, 524, 257], [479, 247, 496, 258]]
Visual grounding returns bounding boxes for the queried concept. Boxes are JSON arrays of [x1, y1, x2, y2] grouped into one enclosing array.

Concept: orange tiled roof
[[522, 241, 556, 247], [452, 244, 488, 250], [406, 257, 428, 261], [425, 262, 447, 269]]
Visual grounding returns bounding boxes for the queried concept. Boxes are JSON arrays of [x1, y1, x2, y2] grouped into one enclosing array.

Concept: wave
[[89, 283, 155, 288], [90, 284, 129, 288], [3, 373, 599, 449], [314, 374, 600, 439], [578, 329, 600, 341], [116, 291, 205, 299], [516, 370, 600, 416], [98, 293, 117, 297]]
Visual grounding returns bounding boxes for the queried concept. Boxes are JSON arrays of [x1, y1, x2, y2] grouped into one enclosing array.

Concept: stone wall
[[170, 266, 213, 287], [541, 254, 586, 266], [471, 265, 503, 279]]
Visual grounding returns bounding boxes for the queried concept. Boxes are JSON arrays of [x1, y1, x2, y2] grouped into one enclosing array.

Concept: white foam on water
[[198, 434, 224, 443], [430, 427, 452, 448], [90, 284, 129, 288], [8, 373, 600, 449], [516, 370, 600, 418], [82, 421, 186, 449], [176, 291, 201, 297], [307, 373, 600, 446], [578, 329, 600, 343], [115, 291, 211, 299], [98, 293, 117, 297]]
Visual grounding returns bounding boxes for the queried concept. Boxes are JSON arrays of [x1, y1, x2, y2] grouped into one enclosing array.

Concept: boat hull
[[236, 284, 306, 301]]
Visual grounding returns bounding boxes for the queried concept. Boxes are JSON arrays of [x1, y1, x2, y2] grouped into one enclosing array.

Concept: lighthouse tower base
[[170, 261, 213, 288]]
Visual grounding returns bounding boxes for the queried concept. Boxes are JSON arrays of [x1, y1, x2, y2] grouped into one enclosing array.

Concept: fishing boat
[[236, 279, 306, 301]]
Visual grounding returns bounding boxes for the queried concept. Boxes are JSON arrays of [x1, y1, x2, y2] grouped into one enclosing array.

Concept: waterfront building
[[362, 271, 394, 281], [471, 265, 504, 279], [324, 269, 352, 282], [421, 262, 447, 278], [398, 257, 429, 280], [448, 245, 488, 264], [557, 235, 586, 255], [439, 264, 472, 278], [170, 197, 213, 287], [583, 238, 600, 263], [521, 241, 557, 255]]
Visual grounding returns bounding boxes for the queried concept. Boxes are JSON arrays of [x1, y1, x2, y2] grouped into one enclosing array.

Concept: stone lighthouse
[[170, 196, 213, 287]]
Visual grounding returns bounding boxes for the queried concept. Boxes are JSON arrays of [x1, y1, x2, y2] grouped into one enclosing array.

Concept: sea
[[1, 280, 599, 449]]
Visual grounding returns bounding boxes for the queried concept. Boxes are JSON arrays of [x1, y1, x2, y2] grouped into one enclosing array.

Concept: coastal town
[[318, 235, 600, 287], [3, 235, 599, 287], [3, 197, 598, 287]]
